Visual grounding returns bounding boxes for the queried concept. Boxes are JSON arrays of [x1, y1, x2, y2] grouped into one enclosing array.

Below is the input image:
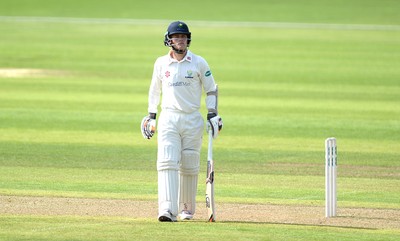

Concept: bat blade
[[205, 130, 215, 222]]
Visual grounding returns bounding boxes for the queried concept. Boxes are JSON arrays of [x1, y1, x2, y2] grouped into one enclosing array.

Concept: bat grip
[[208, 129, 213, 160]]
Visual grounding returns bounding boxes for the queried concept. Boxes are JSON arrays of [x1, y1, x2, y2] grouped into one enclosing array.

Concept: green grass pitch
[[0, 0, 399, 240]]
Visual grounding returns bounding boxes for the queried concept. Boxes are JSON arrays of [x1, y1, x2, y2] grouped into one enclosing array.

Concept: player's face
[[170, 34, 188, 51]]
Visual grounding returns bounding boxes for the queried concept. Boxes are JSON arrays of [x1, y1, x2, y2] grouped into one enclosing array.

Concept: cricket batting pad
[[179, 150, 200, 214], [158, 169, 179, 216]]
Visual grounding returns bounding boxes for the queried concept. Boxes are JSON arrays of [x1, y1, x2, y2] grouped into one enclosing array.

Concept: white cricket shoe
[[158, 211, 177, 222], [179, 211, 193, 220]]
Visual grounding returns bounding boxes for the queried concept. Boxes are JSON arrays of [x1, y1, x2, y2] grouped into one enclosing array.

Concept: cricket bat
[[205, 129, 215, 222]]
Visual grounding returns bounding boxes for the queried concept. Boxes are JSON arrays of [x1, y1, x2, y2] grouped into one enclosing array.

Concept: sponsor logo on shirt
[[168, 81, 191, 87], [205, 70, 212, 77]]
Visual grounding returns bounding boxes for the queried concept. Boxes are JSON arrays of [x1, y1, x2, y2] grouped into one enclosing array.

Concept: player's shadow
[[191, 220, 378, 230]]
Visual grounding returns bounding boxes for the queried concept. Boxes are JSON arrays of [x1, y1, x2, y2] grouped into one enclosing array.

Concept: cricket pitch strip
[[1, 195, 399, 229]]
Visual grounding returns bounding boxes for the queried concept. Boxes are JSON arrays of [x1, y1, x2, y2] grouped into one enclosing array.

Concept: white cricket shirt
[[148, 50, 217, 114]]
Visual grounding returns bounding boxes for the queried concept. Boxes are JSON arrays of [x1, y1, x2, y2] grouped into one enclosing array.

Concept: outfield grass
[[1, 0, 400, 240], [2, 216, 400, 241], [1, 0, 400, 25], [3, 215, 399, 241]]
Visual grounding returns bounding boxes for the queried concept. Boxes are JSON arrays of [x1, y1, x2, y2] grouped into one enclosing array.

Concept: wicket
[[325, 137, 337, 217]]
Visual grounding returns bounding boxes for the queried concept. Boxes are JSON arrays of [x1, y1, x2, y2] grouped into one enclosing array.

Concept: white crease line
[[1, 16, 400, 31]]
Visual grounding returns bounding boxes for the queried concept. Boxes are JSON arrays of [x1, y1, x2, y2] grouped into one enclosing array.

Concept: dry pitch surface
[[1, 195, 399, 229]]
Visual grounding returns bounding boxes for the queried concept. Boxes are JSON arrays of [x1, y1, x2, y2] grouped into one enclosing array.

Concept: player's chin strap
[[171, 45, 186, 54]]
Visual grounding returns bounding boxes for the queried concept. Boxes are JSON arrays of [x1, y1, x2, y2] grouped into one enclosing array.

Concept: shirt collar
[[184, 51, 193, 62], [168, 50, 193, 64]]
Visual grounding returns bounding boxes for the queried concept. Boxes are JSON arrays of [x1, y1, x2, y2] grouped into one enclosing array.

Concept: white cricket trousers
[[157, 109, 204, 217]]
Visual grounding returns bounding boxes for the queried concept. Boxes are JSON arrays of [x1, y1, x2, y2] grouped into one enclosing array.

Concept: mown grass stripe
[[1, 16, 400, 31]]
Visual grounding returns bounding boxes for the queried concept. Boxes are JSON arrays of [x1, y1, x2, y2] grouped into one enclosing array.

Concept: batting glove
[[207, 113, 223, 139], [141, 113, 156, 139]]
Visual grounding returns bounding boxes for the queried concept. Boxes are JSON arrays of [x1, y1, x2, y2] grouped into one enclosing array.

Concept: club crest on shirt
[[185, 70, 194, 79], [165, 71, 170, 78], [205, 70, 212, 77]]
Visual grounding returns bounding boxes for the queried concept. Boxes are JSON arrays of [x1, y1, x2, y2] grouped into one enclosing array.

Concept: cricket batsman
[[141, 21, 223, 222]]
